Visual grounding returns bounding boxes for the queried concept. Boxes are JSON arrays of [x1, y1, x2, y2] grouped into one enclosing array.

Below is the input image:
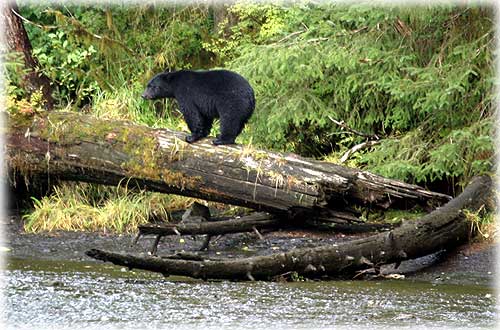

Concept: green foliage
[[19, 4, 214, 106], [466, 209, 496, 241], [360, 119, 493, 184], [88, 82, 190, 137], [9, 3, 495, 233], [203, 3, 302, 63], [222, 4, 494, 186], [32, 30, 99, 105], [4, 52, 28, 100]]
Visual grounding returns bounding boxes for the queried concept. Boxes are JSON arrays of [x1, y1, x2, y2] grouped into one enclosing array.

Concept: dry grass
[[23, 182, 192, 233]]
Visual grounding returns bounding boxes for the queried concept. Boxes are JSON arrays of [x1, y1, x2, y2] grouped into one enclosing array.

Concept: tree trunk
[[86, 175, 492, 280], [2, 1, 53, 109], [6, 111, 451, 216]]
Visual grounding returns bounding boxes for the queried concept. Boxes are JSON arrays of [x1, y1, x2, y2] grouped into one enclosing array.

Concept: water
[[4, 258, 497, 330]]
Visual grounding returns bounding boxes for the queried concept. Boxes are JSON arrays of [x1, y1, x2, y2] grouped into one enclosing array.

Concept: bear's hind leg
[[201, 115, 214, 138], [213, 117, 244, 145]]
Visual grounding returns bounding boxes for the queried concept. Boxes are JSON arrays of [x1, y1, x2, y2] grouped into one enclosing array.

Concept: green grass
[[464, 208, 497, 242], [23, 182, 186, 233], [90, 83, 185, 129], [368, 208, 426, 224]]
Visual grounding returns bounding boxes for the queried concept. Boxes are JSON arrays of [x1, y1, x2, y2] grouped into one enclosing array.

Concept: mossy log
[[7, 111, 450, 215], [86, 176, 492, 281]]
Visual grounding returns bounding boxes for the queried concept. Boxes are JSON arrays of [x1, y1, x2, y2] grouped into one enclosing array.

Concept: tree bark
[[86, 175, 492, 281], [2, 1, 53, 109], [6, 111, 451, 217]]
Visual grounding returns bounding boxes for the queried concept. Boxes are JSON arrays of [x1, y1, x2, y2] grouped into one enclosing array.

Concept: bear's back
[[173, 70, 253, 96]]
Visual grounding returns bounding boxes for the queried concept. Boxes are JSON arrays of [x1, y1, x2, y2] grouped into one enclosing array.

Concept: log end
[[85, 248, 105, 261]]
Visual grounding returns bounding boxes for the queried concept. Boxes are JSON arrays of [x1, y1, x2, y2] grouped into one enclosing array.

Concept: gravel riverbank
[[4, 214, 496, 286]]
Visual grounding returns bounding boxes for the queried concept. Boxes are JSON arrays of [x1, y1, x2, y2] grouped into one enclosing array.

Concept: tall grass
[[23, 183, 189, 233]]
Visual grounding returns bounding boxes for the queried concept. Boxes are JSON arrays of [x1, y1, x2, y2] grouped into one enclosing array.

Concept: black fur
[[142, 69, 255, 145]]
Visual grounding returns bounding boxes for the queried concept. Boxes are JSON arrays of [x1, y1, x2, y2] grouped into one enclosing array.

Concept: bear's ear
[[159, 72, 171, 80]]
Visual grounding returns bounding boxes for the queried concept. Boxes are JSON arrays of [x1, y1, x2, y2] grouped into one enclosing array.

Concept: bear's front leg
[[180, 105, 206, 143]]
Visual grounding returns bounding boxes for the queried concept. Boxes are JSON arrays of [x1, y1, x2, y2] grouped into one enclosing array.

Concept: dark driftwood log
[[86, 176, 492, 281], [139, 212, 279, 237], [7, 111, 450, 216], [139, 211, 393, 254], [139, 211, 394, 240], [139, 212, 279, 254]]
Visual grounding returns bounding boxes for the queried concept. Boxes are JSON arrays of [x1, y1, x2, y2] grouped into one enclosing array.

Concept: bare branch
[[328, 115, 380, 140], [340, 140, 382, 163]]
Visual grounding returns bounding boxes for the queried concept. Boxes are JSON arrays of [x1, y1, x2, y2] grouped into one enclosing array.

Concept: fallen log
[[138, 211, 394, 254], [138, 212, 279, 237], [7, 111, 450, 216], [140, 212, 279, 254], [86, 175, 492, 281], [139, 211, 395, 240]]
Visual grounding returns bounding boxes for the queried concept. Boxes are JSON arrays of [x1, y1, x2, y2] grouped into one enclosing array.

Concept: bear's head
[[142, 72, 175, 100]]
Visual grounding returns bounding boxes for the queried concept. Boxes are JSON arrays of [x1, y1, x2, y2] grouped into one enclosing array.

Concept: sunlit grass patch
[[465, 208, 497, 242], [23, 182, 189, 233], [369, 208, 426, 224]]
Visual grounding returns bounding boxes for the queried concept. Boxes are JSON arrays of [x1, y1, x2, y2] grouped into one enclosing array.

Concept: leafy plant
[[222, 4, 494, 187], [31, 30, 99, 106]]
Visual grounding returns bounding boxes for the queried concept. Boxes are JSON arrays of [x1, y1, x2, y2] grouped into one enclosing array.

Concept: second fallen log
[[139, 212, 279, 237], [86, 176, 492, 281]]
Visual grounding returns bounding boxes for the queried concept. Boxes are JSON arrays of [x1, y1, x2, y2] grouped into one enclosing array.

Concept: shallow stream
[[4, 257, 497, 330]]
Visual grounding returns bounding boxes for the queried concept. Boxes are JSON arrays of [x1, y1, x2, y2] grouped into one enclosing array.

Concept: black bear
[[142, 69, 255, 145]]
